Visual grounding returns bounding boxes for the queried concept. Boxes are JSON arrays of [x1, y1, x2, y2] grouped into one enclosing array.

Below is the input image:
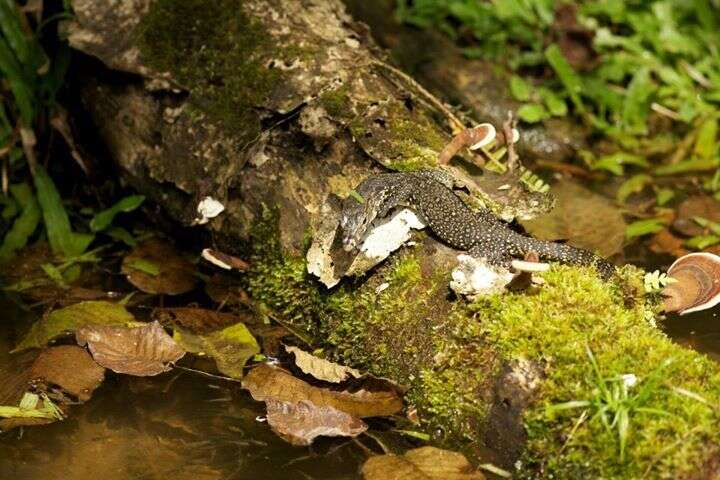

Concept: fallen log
[[64, 0, 720, 477]]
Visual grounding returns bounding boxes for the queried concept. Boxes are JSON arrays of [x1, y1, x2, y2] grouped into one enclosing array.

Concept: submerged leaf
[[173, 322, 259, 378], [285, 346, 361, 383], [13, 301, 135, 352], [76, 321, 185, 376], [362, 446, 485, 480], [242, 364, 403, 418], [265, 399, 367, 446], [28, 345, 105, 402], [89, 195, 145, 232], [121, 239, 198, 295]]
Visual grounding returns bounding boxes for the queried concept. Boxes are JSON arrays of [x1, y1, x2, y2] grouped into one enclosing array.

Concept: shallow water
[[0, 296, 368, 480]]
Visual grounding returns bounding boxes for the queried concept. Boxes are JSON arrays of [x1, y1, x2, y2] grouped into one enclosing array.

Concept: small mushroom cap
[[468, 123, 497, 150], [663, 252, 720, 315]]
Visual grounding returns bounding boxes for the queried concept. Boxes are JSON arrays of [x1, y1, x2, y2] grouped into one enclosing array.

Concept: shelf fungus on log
[[663, 252, 720, 315]]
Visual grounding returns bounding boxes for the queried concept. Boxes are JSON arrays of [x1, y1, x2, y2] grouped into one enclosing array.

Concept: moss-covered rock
[[244, 208, 720, 477]]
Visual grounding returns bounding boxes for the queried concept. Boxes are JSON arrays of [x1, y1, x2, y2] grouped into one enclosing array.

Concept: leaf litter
[[76, 321, 185, 376], [121, 238, 199, 295]]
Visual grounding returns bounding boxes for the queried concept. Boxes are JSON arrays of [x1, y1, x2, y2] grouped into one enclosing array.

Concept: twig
[[503, 111, 519, 172], [173, 365, 242, 383], [371, 60, 465, 133]]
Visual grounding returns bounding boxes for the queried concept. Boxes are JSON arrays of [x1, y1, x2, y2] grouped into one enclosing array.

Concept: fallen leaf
[[152, 307, 252, 334], [121, 239, 198, 295], [173, 322, 259, 378], [265, 399, 367, 446], [13, 300, 135, 352], [0, 346, 104, 431], [29, 345, 105, 401], [76, 321, 185, 376], [285, 346, 361, 383], [521, 181, 625, 258], [649, 229, 689, 257], [204, 272, 251, 307], [362, 446, 485, 480], [673, 195, 720, 237], [242, 364, 403, 418]]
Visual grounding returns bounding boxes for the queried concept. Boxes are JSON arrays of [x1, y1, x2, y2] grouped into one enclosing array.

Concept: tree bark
[[64, 1, 720, 478]]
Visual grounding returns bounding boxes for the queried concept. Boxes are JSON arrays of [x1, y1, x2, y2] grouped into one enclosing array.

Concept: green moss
[[384, 114, 446, 171], [136, 0, 284, 142], [318, 87, 352, 119], [466, 265, 720, 478]]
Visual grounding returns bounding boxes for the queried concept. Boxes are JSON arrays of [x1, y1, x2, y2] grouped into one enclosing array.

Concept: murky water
[[0, 296, 368, 480]]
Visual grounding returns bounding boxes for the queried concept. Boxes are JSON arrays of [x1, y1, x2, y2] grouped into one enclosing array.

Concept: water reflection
[[0, 297, 366, 480]]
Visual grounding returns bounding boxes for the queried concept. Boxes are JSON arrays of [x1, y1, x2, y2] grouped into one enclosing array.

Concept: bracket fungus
[[662, 252, 720, 315]]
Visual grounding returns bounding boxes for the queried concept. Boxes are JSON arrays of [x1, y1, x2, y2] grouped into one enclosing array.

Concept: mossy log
[[66, 0, 720, 477]]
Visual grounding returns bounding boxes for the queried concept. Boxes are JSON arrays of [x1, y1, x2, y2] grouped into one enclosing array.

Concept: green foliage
[[0, 182, 39, 261], [90, 195, 145, 232], [396, 0, 720, 176], [625, 218, 666, 239]]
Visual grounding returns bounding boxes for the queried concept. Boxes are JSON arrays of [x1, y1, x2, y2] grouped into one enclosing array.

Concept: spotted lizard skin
[[340, 170, 615, 279]]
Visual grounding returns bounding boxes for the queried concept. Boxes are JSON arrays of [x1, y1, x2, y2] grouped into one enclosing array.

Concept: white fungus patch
[[307, 204, 426, 288], [194, 196, 225, 225], [449, 254, 514, 299], [201, 248, 232, 270]]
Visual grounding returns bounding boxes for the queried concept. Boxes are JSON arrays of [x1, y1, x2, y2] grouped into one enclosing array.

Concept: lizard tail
[[507, 232, 616, 279]]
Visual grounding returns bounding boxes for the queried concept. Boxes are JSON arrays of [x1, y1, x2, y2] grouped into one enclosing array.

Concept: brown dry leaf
[[649, 229, 689, 257], [520, 181, 625, 258], [285, 346, 361, 383], [76, 321, 185, 376], [121, 239, 199, 295], [29, 345, 105, 401], [672, 195, 720, 237], [265, 399, 367, 446], [204, 273, 251, 307], [242, 364, 403, 418], [362, 446, 485, 480], [152, 307, 252, 334]]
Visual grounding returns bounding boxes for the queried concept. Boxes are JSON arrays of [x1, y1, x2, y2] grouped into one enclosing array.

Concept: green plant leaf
[[625, 218, 666, 239], [89, 195, 145, 232], [0, 182, 40, 262], [510, 75, 531, 101], [545, 44, 584, 113], [694, 117, 718, 159], [655, 157, 719, 176], [173, 322, 260, 379], [32, 164, 94, 258], [616, 174, 652, 203], [517, 103, 548, 123], [12, 300, 136, 352]]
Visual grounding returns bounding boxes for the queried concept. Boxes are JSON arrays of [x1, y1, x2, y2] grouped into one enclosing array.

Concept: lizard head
[[339, 191, 380, 252]]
